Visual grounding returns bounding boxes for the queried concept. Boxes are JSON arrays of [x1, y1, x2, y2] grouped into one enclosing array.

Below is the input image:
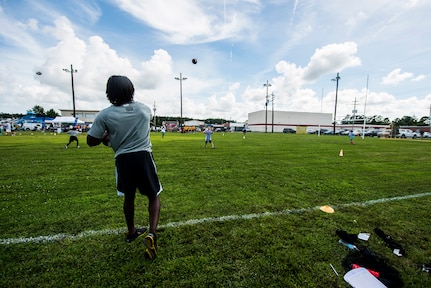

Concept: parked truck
[[396, 128, 420, 139]]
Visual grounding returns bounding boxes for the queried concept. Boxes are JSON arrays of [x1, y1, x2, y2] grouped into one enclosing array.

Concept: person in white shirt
[[65, 128, 81, 148]]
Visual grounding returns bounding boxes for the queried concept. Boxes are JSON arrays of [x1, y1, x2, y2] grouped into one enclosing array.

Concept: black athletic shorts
[[115, 151, 162, 199]]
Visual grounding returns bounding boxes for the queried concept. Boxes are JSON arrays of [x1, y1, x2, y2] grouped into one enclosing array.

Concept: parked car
[[308, 128, 328, 134], [365, 129, 380, 137], [283, 128, 296, 134], [323, 129, 336, 135], [396, 129, 419, 139], [21, 122, 42, 131], [324, 129, 345, 135], [340, 130, 350, 135], [340, 129, 361, 136], [377, 130, 391, 138], [422, 132, 431, 138]]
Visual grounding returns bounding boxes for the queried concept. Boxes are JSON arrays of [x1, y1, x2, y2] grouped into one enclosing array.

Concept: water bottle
[[339, 239, 359, 250]]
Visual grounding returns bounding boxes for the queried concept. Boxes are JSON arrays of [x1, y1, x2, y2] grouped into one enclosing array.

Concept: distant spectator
[[204, 126, 215, 148], [4, 122, 11, 136]]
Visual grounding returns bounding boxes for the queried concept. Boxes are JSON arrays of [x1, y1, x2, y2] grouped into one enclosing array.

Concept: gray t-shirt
[[68, 130, 81, 137], [88, 101, 152, 157]]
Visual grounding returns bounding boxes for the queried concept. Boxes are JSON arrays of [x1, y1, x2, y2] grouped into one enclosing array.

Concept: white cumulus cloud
[[302, 42, 361, 82], [382, 68, 413, 85]]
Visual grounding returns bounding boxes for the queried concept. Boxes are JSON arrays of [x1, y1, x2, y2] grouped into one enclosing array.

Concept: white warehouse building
[[248, 110, 333, 133]]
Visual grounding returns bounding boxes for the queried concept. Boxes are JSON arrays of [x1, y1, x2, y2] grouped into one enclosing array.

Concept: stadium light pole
[[362, 75, 369, 139], [175, 73, 187, 132], [271, 92, 275, 133], [331, 72, 340, 134], [263, 80, 271, 133], [153, 101, 157, 127], [62, 64, 78, 118], [429, 103, 431, 132]]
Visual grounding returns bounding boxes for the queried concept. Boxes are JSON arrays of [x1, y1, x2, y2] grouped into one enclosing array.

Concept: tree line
[[1, 105, 429, 127], [0, 106, 236, 126], [340, 114, 430, 127], [0, 105, 59, 119]]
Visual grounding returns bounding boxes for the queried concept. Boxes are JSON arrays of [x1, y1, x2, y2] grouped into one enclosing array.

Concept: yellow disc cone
[[320, 205, 335, 213]]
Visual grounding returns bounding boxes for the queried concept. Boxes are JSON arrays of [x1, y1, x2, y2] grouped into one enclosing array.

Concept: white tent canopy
[[49, 117, 84, 124]]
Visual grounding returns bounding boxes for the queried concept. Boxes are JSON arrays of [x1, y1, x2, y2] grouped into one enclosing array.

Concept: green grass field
[[1, 131, 431, 287]]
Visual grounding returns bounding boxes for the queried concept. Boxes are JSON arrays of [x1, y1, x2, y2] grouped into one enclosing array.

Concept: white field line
[[2, 191, 431, 245]]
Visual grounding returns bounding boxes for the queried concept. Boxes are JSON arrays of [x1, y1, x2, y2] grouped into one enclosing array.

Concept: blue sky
[[1, 0, 430, 122]]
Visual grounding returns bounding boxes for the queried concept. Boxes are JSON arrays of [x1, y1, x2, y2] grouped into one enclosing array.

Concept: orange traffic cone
[[339, 149, 344, 157]]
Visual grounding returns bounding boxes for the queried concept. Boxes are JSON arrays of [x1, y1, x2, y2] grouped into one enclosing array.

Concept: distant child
[[349, 130, 355, 144], [65, 128, 81, 148], [204, 126, 215, 148]]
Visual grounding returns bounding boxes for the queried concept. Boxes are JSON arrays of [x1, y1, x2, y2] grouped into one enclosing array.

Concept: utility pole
[[351, 97, 358, 130], [362, 75, 369, 139], [319, 88, 324, 137], [263, 80, 271, 133], [175, 73, 187, 132], [271, 92, 275, 133], [153, 101, 157, 127], [62, 64, 77, 117], [331, 73, 340, 134]]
